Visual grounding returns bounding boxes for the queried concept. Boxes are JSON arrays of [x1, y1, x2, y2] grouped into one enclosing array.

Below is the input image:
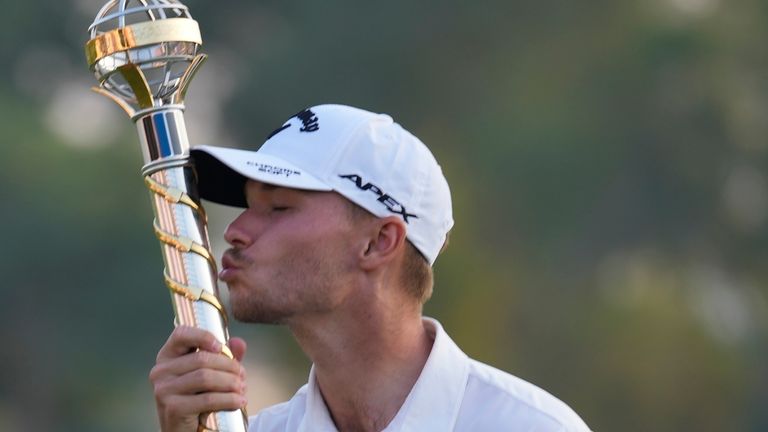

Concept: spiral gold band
[[144, 175, 202, 213], [163, 270, 226, 317], [146, 171, 229, 327], [153, 221, 215, 266]]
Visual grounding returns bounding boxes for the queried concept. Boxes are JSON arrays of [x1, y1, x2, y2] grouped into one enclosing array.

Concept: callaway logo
[[266, 108, 320, 139], [339, 174, 417, 223]]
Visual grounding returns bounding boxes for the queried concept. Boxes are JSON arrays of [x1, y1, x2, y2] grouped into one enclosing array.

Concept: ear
[[359, 216, 408, 271]]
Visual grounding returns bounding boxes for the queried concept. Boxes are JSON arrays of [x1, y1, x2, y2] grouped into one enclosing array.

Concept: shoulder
[[247, 385, 309, 432], [455, 359, 591, 432]]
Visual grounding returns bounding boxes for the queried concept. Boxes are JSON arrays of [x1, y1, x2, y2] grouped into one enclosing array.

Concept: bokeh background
[[2, 0, 767, 430]]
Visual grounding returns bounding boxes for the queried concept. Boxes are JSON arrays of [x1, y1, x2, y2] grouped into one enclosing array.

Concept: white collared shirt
[[248, 318, 590, 431]]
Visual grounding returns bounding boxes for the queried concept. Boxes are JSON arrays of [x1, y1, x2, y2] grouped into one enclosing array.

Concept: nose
[[224, 210, 254, 248]]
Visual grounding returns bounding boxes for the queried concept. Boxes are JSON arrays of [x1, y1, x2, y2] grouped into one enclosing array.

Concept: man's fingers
[[150, 350, 243, 383], [157, 326, 223, 362], [152, 328, 248, 431], [155, 369, 245, 397], [228, 337, 247, 362], [162, 392, 246, 418]]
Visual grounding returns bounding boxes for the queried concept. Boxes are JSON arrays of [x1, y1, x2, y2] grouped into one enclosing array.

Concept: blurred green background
[[2, 0, 767, 430]]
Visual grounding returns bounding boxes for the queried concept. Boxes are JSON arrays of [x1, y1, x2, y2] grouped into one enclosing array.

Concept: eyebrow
[[244, 182, 294, 205]]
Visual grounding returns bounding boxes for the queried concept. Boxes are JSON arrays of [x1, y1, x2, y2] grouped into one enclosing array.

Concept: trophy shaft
[[148, 164, 246, 431]]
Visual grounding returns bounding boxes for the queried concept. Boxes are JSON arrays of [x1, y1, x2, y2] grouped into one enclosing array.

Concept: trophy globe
[[85, 0, 206, 116]]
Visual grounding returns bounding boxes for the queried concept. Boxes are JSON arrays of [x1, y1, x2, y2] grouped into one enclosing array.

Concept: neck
[[287, 294, 433, 432]]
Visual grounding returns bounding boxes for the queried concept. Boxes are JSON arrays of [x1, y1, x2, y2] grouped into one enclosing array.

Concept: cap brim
[[190, 145, 332, 207]]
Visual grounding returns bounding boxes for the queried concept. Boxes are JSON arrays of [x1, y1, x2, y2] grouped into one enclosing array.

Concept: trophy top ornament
[[85, 0, 206, 117]]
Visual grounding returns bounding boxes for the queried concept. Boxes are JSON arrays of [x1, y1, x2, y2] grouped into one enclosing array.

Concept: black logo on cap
[[296, 109, 319, 132], [339, 174, 418, 223], [266, 108, 320, 140]]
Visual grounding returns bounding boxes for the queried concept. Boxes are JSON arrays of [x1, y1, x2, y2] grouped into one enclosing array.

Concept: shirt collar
[[296, 317, 470, 432], [296, 366, 338, 432], [385, 317, 469, 431]]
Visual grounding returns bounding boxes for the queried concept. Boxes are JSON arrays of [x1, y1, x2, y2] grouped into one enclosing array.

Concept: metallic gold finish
[[145, 175, 201, 213], [164, 270, 203, 299], [90, 85, 136, 117], [199, 292, 226, 320], [153, 220, 215, 266], [85, 18, 202, 66], [117, 63, 154, 108], [220, 344, 234, 360], [163, 271, 227, 322]]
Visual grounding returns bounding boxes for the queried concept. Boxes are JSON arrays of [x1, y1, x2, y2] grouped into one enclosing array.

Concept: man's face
[[219, 180, 360, 324]]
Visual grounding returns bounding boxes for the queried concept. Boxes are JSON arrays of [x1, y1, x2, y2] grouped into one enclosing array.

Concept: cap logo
[[295, 109, 319, 132], [266, 108, 320, 140], [246, 160, 301, 177], [339, 174, 418, 223]]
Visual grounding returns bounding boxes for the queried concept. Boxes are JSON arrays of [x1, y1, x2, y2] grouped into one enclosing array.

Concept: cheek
[[246, 219, 345, 262], [241, 205, 358, 267], [291, 229, 358, 278]]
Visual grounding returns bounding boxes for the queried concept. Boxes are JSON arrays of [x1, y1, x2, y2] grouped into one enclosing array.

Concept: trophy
[[84, 1, 248, 431]]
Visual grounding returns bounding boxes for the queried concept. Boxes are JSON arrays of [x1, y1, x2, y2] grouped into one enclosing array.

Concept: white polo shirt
[[248, 318, 590, 431]]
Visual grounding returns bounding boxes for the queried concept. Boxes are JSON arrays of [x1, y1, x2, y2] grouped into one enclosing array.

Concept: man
[[150, 104, 591, 431]]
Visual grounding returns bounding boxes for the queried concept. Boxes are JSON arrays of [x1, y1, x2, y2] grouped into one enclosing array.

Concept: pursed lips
[[219, 250, 244, 282]]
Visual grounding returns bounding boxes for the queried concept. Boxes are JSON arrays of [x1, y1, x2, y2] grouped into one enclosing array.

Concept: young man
[[150, 104, 591, 431]]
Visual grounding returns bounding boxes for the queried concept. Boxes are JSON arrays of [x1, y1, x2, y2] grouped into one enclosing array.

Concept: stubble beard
[[228, 244, 347, 325]]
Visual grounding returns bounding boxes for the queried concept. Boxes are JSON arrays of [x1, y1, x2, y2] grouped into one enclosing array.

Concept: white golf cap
[[191, 104, 454, 265]]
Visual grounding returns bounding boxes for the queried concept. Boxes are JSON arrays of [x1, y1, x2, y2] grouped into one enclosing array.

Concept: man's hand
[[149, 326, 248, 432]]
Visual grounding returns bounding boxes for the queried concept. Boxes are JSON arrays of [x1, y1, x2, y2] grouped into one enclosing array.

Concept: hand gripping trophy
[[84, 1, 248, 431]]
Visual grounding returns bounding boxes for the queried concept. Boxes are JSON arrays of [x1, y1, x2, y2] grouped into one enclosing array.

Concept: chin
[[230, 301, 290, 325]]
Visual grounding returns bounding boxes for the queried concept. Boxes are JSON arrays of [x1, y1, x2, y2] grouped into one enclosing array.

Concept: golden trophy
[[84, 1, 248, 430]]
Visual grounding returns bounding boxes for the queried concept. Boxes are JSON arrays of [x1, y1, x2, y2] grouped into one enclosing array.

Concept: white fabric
[[192, 104, 453, 265], [247, 318, 590, 432]]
